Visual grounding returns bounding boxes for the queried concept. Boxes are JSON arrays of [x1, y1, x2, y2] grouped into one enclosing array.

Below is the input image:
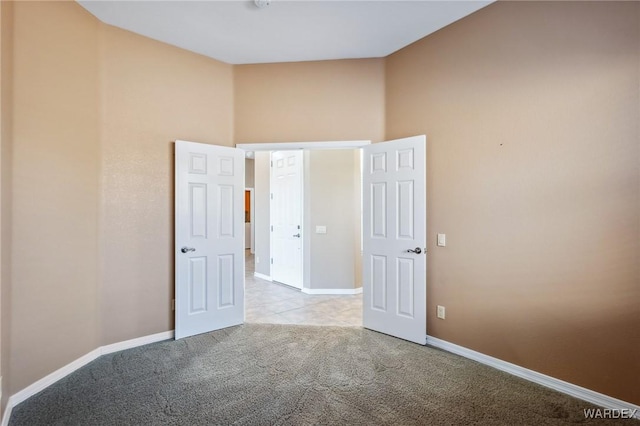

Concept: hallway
[[244, 251, 362, 327]]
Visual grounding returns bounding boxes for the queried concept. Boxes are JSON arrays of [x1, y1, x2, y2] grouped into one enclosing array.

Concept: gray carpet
[[9, 324, 633, 425]]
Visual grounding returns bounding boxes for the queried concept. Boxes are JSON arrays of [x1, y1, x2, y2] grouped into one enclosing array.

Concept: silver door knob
[[181, 247, 196, 253], [406, 247, 422, 254], [293, 233, 301, 238]]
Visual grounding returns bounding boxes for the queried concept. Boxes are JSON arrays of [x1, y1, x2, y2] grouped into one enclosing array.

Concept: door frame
[[237, 140, 371, 152], [237, 140, 371, 292]]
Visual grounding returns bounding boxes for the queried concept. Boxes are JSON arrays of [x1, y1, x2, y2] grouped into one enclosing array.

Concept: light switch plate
[[437, 305, 446, 319], [316, 226, 327, 234], [437, 233, 446, 247]]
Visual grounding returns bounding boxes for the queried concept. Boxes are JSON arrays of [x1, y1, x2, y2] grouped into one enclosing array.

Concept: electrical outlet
[[437, 305, 446, 319]]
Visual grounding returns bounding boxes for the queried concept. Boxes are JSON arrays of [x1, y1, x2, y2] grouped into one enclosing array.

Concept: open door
[[362, 135, 427, 344], [175, 140, 245, 339]]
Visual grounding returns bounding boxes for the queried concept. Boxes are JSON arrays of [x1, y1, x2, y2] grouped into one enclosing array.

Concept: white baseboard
[[101, 331, 174, 355], [254, 272, 272, 281], [1, 403, 9, 426], [426, 335, 640, 419], [1, 330, 174, 426], [8, 348, 102, 409], [0, 376, 3, 426], [302, 287, 363, 295]]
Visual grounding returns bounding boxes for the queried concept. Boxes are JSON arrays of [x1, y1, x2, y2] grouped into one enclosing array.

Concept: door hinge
[[171, 299, 175, 311], [271, 258, 273, 264], [270, 225, 273, 232], [270, 193, 273, 200], [270, 161, 273, 167]]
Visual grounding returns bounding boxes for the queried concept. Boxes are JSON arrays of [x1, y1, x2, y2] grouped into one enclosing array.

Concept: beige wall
[[386, 1, 639, 404], [0, 0, 14, 413], [10, 1, 101, 393], [2, 0, 234, 398], [99, 24, 233, 345], [234, 59, 385, 144], [253, 152, 270, 276], [308, 150, 360, 290], [245, 159, 255, 188]]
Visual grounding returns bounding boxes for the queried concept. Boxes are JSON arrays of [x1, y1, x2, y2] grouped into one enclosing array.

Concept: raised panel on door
[[217, 254, 235, 308], [371, 183, 387, 238], [190, 183, 208, 238], [218, 156, 234, 176], [189, 153, 207, 174], [396, 257, 414, 318], [397, 181, 414, 240], [371, 255, 387, 311], [218, 185, 234, 238], [189, 257, 208, 314]]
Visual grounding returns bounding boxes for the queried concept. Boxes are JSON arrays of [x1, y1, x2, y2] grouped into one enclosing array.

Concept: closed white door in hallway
[[270, 150, 303, 289]]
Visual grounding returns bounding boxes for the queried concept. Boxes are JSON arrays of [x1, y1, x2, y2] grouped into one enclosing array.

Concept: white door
[[175, 140, 244, 340], [270, 150, 303, 289], [362, 135, 426, 344]]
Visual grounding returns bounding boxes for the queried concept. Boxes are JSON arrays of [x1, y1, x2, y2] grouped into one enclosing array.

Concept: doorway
[[244, 147, 364, 325], [245, 145, 367, 290]]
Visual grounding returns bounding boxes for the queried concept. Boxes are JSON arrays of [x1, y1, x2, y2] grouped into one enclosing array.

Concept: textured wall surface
[[4, 0, 235, 396], [386, 1, 640, 404], [10, 1, 100, 394], [234, 59, 385, 144], [308, 150, 359, 290], [245, 159, 255, 188], [0, 0, 14, 413], [253, 152, 271, 277], [100, 24, 234, 345]]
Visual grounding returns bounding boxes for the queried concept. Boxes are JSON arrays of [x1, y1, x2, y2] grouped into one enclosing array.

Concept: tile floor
[[244, 250, 362, 327]]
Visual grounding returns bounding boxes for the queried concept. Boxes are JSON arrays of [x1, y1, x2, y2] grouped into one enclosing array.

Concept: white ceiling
[[77, 1, 492, 65]]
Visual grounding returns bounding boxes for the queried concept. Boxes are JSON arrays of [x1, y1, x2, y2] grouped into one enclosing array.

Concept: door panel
[[175, 140, 244, 340], [189, 257, 207, 313], [371, 183, 387, 237], [190, 184, 207, 237], [363, 135, 426, 344], [397, 257, 414, 317], [371, 255, 387, 310]]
